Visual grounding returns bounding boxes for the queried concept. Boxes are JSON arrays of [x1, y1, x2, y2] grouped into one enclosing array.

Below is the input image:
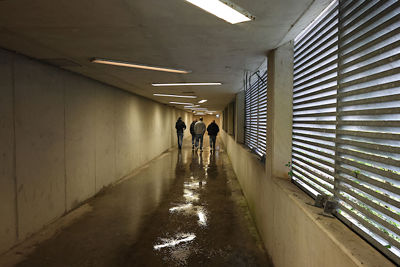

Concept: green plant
[[286, 161, 293, 179], [353, 170, 361, 178]]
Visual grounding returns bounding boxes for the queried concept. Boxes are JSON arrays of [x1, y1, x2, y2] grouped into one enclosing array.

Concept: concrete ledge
[[221, 131, 395, 267]]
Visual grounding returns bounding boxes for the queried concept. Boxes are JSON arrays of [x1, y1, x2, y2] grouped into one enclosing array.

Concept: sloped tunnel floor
[[15, 139, 272, 267]]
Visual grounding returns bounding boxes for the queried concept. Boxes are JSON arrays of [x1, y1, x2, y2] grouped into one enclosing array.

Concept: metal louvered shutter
[[292, 1, 339, 197], [335, 0, 400, 262], [245, 70, 267, 157]]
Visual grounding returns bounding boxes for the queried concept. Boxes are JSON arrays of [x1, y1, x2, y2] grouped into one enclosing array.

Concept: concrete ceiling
[[0, 0, 332, 111]]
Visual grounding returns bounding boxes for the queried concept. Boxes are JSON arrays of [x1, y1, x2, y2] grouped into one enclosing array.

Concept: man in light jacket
[[194, 117, 206, 151], [190, 119, 198, 150]]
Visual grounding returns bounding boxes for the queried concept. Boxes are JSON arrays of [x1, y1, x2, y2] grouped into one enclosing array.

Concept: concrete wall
[[235, 91, 245, 144], [221, 131, 394, 267], [227, 101, 235, 136], [0, 49, 17, 257], [0, 48, 191, 254], [266, 42, 294, 178]]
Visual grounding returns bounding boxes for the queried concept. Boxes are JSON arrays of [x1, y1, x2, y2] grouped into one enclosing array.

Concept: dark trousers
[[177, 133, 183, 148], [209, 135, 216, 149], [195, 134, 204, 149], [191, 134, 196, 145]]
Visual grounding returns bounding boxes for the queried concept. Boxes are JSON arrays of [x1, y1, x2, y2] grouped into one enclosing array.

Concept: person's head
[[194, 119, 198, 122], [178, 117, 182, 121], [212, 120, 216, 123], [200, 117, 203, 121]]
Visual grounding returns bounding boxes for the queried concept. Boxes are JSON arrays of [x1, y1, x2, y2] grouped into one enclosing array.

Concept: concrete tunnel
[[0, 0, 399, 266]]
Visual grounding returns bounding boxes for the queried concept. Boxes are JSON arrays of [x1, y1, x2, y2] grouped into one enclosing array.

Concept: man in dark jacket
[[207, 120, 220, 151], [175, 117, 186, 149], [189, 119, 198, 149]]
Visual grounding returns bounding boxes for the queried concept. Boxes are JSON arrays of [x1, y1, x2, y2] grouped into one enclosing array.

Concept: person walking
[[175, 117, 186, 150], [207, 120, 220, 151], [190, 119, 198, 150], [194, 117, 206, 152]]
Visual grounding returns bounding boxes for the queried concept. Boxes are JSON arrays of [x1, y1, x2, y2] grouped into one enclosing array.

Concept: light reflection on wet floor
[[145, 143, 269, 266], [154, 146, 211, 263], [15, 140, 271, 267]]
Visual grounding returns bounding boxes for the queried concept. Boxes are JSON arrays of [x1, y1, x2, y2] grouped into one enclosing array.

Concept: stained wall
[[0, 48, 191, 254]]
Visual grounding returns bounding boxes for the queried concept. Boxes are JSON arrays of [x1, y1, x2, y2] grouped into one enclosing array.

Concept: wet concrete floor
[[15, 139, 272, 266]]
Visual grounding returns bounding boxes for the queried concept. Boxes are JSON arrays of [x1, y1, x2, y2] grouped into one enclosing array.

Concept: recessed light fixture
[[152, 82, 222, 86], [91, 58, 191, 74], [185, 0, 255, 24], [184, 105, 200, 108], [153, 93, 197, 98], [198, 99, 208, 104], [169, 102, 194, 105]]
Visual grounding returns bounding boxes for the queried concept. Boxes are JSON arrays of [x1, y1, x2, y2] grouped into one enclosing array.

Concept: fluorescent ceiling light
[[152, 82, 222, 86], [198, 99, 208, 104], [169, 102, 194, 105], [184, 105, 200, 108], [185, 0, 254, 24], [191, 108, 208, 110], [91, 58, 190, 74], [153, 93, 197, 98]]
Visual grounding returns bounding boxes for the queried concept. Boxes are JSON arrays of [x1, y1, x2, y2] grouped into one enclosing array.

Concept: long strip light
[[91, 58, 190, 74], [185, 0, 254, 24], [152, 82, 222, 86], [184, 105, 200, 108], [184, 107, 208, 111], [169, 102, 194, 105], [198, 99, 208, 104], [190, 108, 208, 110], [153, 93, 197, 98]]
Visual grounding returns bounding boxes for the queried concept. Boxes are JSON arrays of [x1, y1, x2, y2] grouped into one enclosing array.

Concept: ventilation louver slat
[[292, 1, 338, 197], [292, 0, 400, 263], [336, 0, 400, 262]]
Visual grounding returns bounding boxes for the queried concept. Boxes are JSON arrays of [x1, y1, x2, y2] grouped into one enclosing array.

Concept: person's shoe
[[200, 148, 203, 152], [192, 145, 195, 150]]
